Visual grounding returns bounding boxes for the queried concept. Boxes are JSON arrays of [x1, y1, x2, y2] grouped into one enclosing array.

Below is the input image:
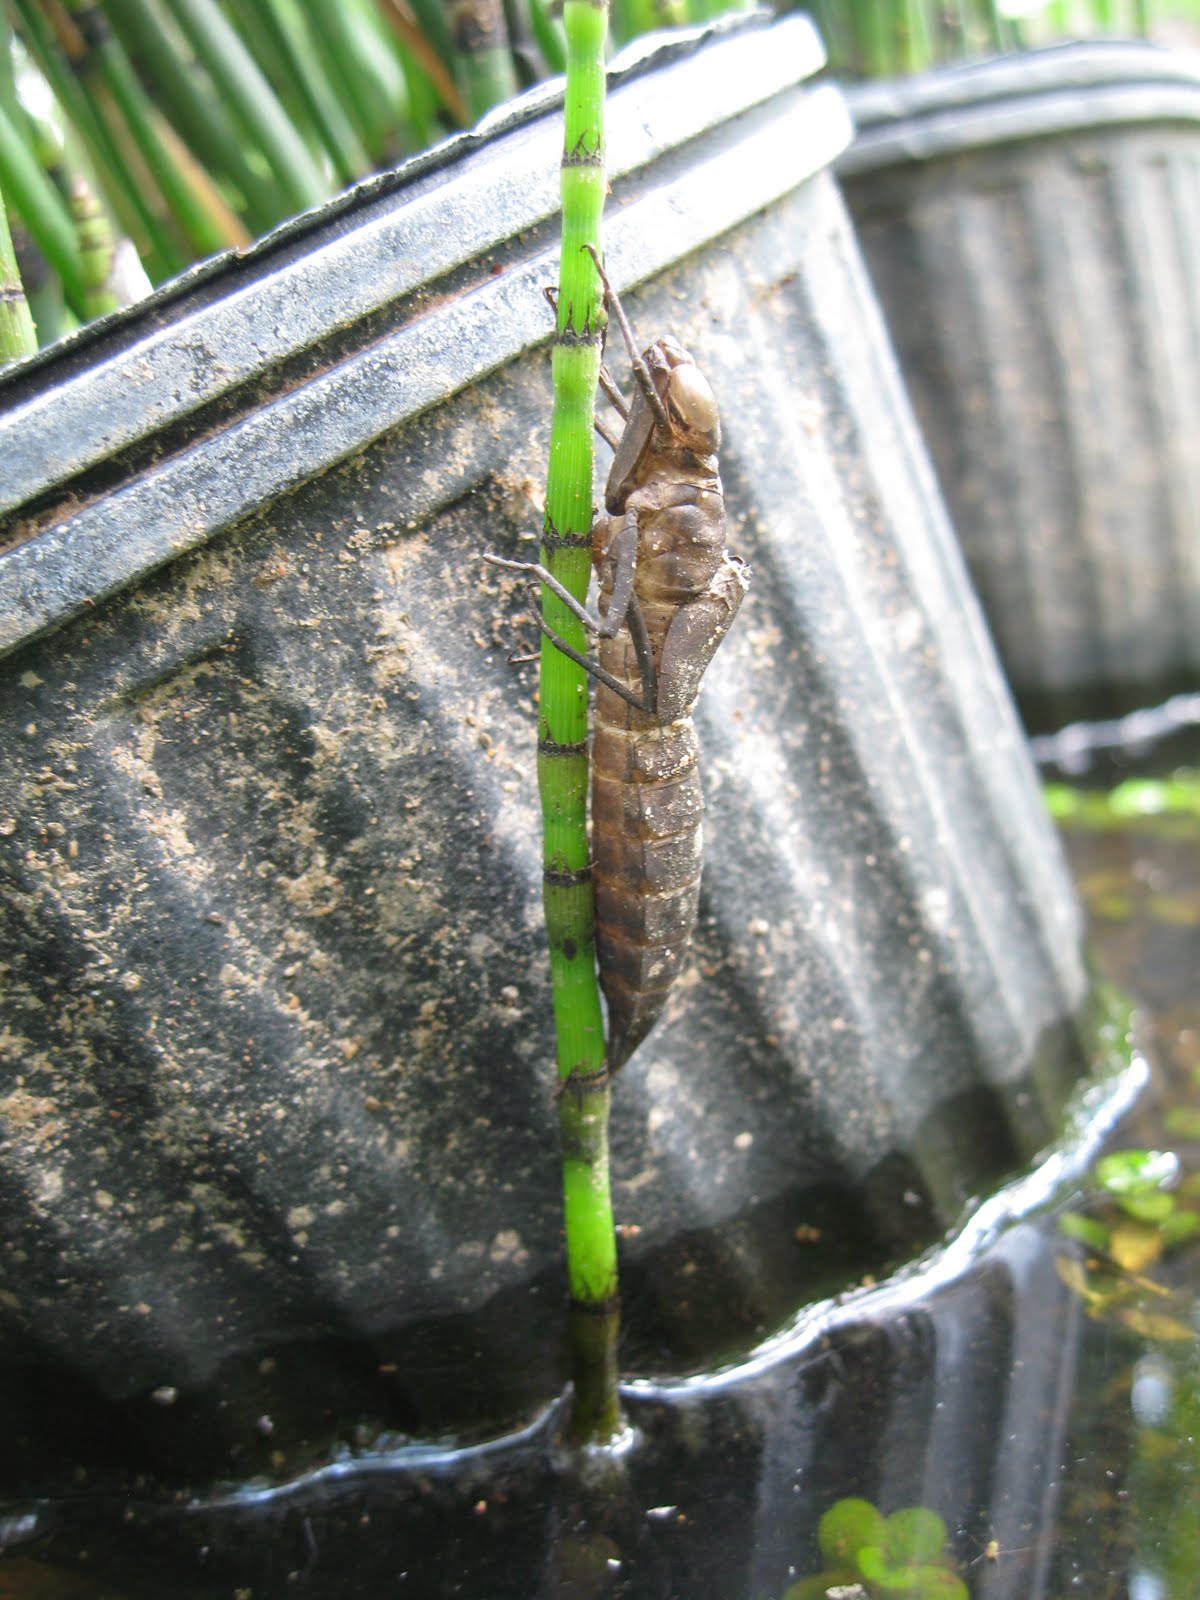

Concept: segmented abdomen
[[591, 638, 704, 1072]]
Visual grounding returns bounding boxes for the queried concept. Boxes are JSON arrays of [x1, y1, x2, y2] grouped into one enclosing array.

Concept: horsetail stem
[[102, 0, 291, 232], [447, 0, 519, 121], [0, 183, 38, 364], [69, 176, 120, 320], [167, 0, 330, 218], [539, 0, 621, 1442], [247, 0, 372, 185], [0, 97, 90, 314], [56, 0, 231, 260]]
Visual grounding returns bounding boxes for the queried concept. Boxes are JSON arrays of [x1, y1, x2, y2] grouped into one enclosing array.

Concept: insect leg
[[596, 514, 658, 712], [524, 610, 653, 712], [593, 361, 629, 451], [484, 514, 639, 645], [598, 363, 629, 421], [583, 245, 668, 429], [483, 552, 599, 634], [623, 589, 658, 714], [594, 412, 622, 453], [483, 520, 656, 713]]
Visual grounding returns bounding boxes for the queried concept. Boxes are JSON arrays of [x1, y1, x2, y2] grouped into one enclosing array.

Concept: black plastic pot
[[838, 42, 1200, 733], [0, 15, 1094, 1473]]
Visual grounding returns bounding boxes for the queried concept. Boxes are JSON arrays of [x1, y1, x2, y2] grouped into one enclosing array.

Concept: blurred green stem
[[446, 0, 520, 120], [12, 0, 181, 279], [0, 181, 38, 363], [527, 0, 567, 73], [103, 0, 290, 231], [69, 174, 120, 318], [62, 0, 232, 258], [168, 0, 330, 216], [303, 0, 413, 160], [252, 0, 372, 184], [0, 97, 88, 311], [378, 0, 467, 126]]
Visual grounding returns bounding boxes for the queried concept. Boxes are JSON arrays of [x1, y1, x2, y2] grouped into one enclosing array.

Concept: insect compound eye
[[665, 363, 720, 453]]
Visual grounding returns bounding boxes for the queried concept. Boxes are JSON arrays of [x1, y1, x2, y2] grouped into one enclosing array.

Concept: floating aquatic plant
[[1057, 1147, 1200, 1341], [1045, 771, 1200, 832], [785, 1497, 968, 1600]]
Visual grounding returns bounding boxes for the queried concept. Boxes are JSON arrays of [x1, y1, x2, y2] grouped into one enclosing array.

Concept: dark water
[[1, 715, 1198, 1600]]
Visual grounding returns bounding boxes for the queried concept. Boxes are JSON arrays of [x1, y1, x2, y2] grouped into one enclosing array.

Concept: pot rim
[[839, 38, 1200, 174]]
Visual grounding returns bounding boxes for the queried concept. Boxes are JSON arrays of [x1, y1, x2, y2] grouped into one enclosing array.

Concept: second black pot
[[839, 42, 1200, 732]]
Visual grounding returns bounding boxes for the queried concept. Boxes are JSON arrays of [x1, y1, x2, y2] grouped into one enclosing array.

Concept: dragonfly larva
[[488, 254, 748, 1071]]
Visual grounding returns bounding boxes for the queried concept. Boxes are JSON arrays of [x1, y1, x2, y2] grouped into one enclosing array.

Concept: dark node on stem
[[539, 523, 592, 552], [537, 735, 588, 757], [562, 135, 604, 169], [74, 3, 111, 53], [545, 848, 581, 875], [543, 862, 592, 887], [561, 936, 578, 960], [555, 1063, 612, 1102], [565, 1296, 622, 1445], [553, 322, 603, 350], [568, 1291, 621, 1318], [448, 0, 506, 51]]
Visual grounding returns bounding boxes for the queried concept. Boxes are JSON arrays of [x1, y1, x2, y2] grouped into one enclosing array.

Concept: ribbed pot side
[[0, 16, 1092, 1462], [839, 43, 1200, 733]]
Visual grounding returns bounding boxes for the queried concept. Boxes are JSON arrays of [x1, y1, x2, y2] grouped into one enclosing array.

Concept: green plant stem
[[103, 0, 289, 233], [69, 175, 120, 318], [446, 0, 520, 121], [61, 0, 230, 259], [303, 0, 412, 160], [527, 0, 567, 74], [0, 181, 38, 364], [251, 0, 372, 186], [378, 0, 467, 128], [609, 0, 657, 45], [540, 0, 620, 1444], [0, 98, 89, 312], [12, 0, 182, 280], [167, 0, 330, 217], [15, 222, 79, 344], [814, 0, 1034, 74], [393, 43, 443, 148]]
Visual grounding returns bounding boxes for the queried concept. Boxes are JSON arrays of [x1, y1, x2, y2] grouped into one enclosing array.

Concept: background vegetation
[[1, 0, 1198, 363]]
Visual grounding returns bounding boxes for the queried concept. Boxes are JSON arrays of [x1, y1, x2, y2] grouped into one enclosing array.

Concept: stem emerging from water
[[540, 0, 620, 1444]]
